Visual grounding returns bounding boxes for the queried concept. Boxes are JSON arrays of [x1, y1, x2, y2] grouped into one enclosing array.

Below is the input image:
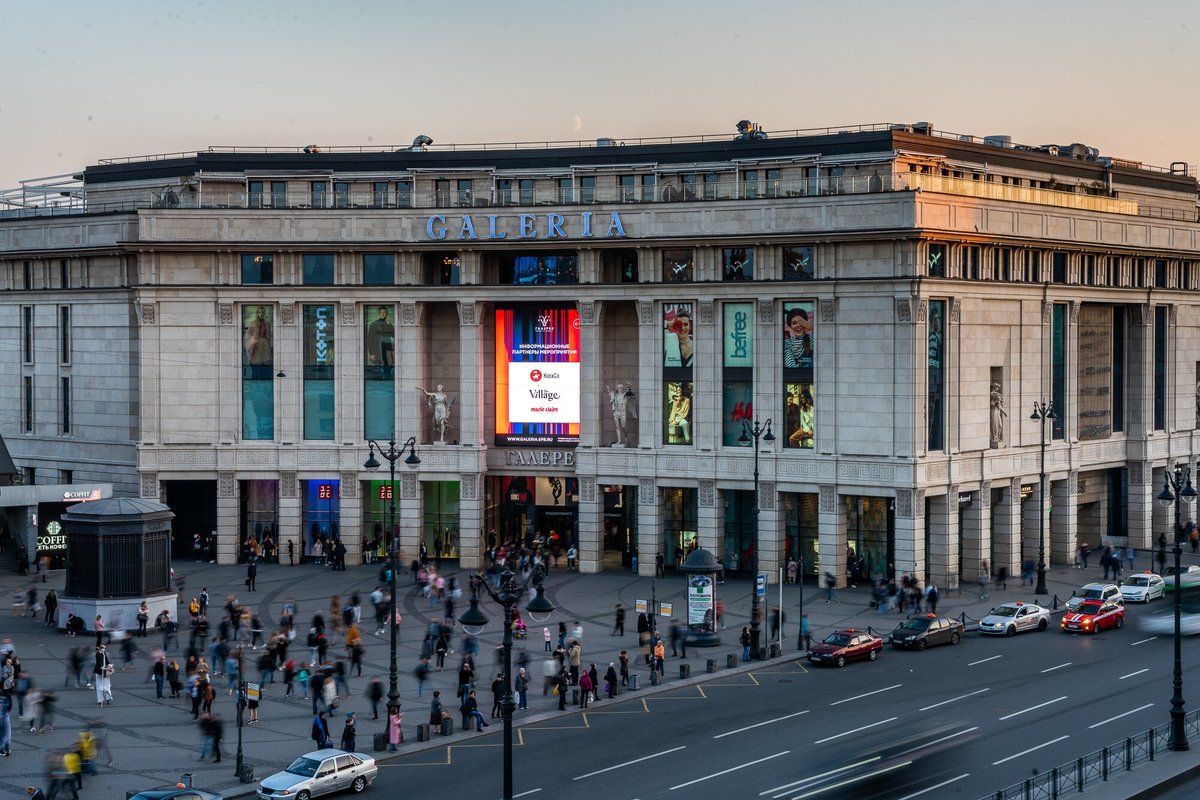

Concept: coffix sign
[[64, 488, 102, 503], [426, 211, 626, 241]]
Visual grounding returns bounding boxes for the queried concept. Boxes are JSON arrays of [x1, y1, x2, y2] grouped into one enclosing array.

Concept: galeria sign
[[426, 211, 626, 240]]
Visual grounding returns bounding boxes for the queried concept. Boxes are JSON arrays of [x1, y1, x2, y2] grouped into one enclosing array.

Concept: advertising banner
[[495, 305, 581, 445]]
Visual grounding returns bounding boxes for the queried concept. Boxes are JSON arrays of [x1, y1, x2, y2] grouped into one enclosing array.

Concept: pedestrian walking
[[604, 663, 618, 698], [515, 668, 529, 710], [311, 710, 332, 749], [925, 582, 940, 614], [978, 560, 990, 600], [340, 712, 356, 751], [92, 645, 113, 707], [366, 676, 384, 719], [578, 669, 592, 708], [824, 571, 837, 603]]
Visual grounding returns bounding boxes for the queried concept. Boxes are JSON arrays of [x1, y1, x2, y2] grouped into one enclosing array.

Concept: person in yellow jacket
[[62, 748, 83, 797], [652, 639, 666, 676]]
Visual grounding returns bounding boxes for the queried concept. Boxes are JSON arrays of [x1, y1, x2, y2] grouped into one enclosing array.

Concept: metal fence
[[981, 708, 1200, 799]]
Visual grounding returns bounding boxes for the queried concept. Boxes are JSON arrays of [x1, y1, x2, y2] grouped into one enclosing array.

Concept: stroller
[[510, 611, 528, 639]]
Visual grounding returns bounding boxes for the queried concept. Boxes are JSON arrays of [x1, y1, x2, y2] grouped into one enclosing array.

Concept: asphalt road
[[373, 599, 1200, 799]]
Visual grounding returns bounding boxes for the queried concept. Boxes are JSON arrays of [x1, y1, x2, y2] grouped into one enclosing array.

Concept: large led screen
[[495, 305, 581, 445]]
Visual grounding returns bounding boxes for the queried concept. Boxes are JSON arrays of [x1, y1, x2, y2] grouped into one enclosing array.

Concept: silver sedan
[[258, 749, 378, 799], [977, 602, 1051, 636]]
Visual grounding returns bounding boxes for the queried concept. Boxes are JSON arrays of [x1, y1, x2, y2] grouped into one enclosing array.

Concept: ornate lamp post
[[738, 418, 774, 659], [1029, 401, 1055, 596], [1157, 464, 1196, 752], [459, 567, 555, 800], [364, 436, 420, 720]]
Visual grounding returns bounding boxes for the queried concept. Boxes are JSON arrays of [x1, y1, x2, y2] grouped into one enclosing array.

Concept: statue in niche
[[418, 385, 454, 443], [990, 383, 1007, 448], [607, 382, 637, 446]]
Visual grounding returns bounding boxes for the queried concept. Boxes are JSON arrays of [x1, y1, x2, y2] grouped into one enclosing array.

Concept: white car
[[1120, 572, 1166, 603], [258, 749, 377, 799], [978, 602, 1052, 636], [1065, 583, 1123, 611]]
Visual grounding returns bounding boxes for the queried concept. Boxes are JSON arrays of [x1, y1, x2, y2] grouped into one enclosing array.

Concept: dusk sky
[[3, 0, 1198, 191]]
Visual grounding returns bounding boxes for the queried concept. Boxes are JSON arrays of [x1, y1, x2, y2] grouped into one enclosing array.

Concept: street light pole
[[1029, 401, 1055, 596], [234, 647, 245, 780], [1158, 464, 1196, 752], [364, 436, 420, 722], [739, 418, 775, 660], [459, 567, 555, 800]]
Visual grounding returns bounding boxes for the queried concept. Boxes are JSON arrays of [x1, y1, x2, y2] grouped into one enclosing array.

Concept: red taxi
[[1060, 600, 1125, 634], [807, 628, 884, 667]]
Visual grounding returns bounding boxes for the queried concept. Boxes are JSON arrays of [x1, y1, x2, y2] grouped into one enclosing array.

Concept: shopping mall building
[[2, 121, 1198, 587]]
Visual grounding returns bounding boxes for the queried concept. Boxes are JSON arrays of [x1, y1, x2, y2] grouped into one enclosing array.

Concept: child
[[297, 664, 310, 700], [283, 660, 296, 697]]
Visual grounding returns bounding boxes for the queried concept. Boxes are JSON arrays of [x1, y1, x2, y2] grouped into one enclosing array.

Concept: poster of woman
[[781, 301, 814, 370], [663, 303, 694, 368], [243, 305, 274, 367]]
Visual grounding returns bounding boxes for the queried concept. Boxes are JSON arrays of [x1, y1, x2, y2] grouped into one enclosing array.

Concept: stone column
[[925, 493, 956, 588], [398, 472, 423, 565], [279, 471, 302, 566], [636, 478, 660, 577], [817, 485, 847, 588], [216, 473, 238, 565], [758, 481, 782, 580], [892, 489, 923, 589], [458, 473, 483, 570], [1051, 471, 1079, 565], [992, 480, 1023, 581], [1022, 476, 1051, 576], [694, 299, 717, 452], [698, 480, 720, 555], [636, 302, 660, 446], [576, 476, 602, 574], [339, 473, 362, 565], [457, 301, 484, 446], [961, 489, 993, 584], [578, 301, 604, 449]]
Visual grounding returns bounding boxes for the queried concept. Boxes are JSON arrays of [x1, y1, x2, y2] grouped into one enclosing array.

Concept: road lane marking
[[895, 773, 971, 799], [668, 751, 790, 790], [573, 746, 686, 780], [968, 655, 1003, 666], [919, 688, 989, 711], [715, 710, 809, 739], [993, 735, 1070, 764], [1120, 668, 1150, 680], [1040, 662, 1072, 673], [789, 761, 913, 800], [999, 696, 1068, 720], [893, 727, 979, 758], [1089, 703, 1155, 729], [814, 717, 898, 744], [512, 791, 542, 798], [1131, 636, 1157, 645], [760, 758, 881, 796], [830, 684, 901, 705]]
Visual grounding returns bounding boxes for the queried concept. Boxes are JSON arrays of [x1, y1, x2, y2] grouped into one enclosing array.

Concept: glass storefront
[[239, 480, 279, 563], [723, 489, 756, 575], [783, 492, 819, 579], [663, 487, 698, 571], [361, 479, 397, 563], [846, 496, 893, 580], [302, 478, 340, 561], [422, 481, 461, 560]]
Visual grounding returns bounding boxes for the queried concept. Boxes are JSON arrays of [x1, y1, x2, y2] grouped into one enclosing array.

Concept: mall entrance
[[486, 475, 579, 553], [602, 484, 638, 570]]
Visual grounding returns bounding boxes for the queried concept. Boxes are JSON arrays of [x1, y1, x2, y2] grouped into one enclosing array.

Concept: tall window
[[1052, 252, 1068, 284], [303, 305, 336, 440], [372, 182, 389, 208], [664, 303, 694, 445], [24, 260, 33, 290], [1052, 304, 1067, 439], [1112, 308, 1125, 433], [334, 182, 350, 208], [579, 176, 595, 203], [396, 180, 413, 208], [23, 376, 33, 432], [519, 178, 535, 205], [61, 376, 71, 435], [722, 303, 754, 446], [744, 170, 759, 199], [497, 179, 513, 205], [927, 244, 946, 278], [241, 254, 274, 285], [927, 300, 946, 451], [242, 306, 275, 440], [310, 181, 327, 208], [619, 175, 636, 202], [557, 177, 573, 203], [641, 174, 656, 202], [59, 306, 71, 365], [702, 172, 720, 200], [456, 179, 473, 207], [1153, 305, 1167, 432], [248, 180, 264, 208], [60, 259, 70, 289], [364, 304, 395, 439], [303, 254, 335, 285], [363, 254, 395, 286], [270, 181, 287, 207], [22, 305, 33, 364], [766, 168, 782, 198]]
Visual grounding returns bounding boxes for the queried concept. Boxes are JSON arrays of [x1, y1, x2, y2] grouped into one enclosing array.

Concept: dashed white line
[[759, 758, 881, 797], [895, 773, 972, 799], [668, 751, 790, 790], [1040, 662, 1072, 674], [789, 761, 912, 800], [715, 710, 809, 739], [814, 717, 898, 744], [992, 735, 1070, 765], [919, 687, 990, 712], [968, 654, 1003, 666], [1120, 668, 1150, 680], [830, 684, 902, 705], [1089, 703, 1155, 729], [999, 695, 1068, 721], [573, 746, 686, 780], [1131, 636, 1158, 646]]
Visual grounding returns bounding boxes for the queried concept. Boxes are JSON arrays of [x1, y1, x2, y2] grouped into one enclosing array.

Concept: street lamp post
[[739, 418, 775, 659], [459, 567, 555, 800], [234, 647, 245, 780], [1157, 464, 1196, 752], [364, 436, 420, 722], [1029, 401, 1056, 596]]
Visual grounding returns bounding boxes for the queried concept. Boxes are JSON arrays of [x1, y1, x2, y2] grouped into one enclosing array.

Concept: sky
[[3, 0, 1199, 190]]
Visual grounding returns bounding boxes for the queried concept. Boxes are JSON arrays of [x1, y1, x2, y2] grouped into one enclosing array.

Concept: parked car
[[1120, 572, 1166, 603], [257, 749, 378, 799], [808, 628, 883, 667], [1065, 583, 1123, 611], [129, 788, 223, 800], [1061, 600, 1125, 634], [889, 614, 965, 649], [978, 602, 1052, 636]]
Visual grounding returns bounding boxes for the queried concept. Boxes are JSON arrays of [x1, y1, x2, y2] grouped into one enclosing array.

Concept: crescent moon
[[571, 114, 583, 132]]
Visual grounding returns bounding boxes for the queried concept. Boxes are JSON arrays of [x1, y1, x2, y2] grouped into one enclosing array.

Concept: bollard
[[417, 723, 431, 741], [727, 654, 737, 668], [572, 688, 580, 706], [180, 773, 194, 788], [440, 717, 454, 737], [629, 674, 639, 691], [769, 643, 781, 659], [679, 664, 691, 679], [238, 764, 255, 784], [650, 670, 660, 686], [706, 658, 716, 673], [373, 732, 388, 752]]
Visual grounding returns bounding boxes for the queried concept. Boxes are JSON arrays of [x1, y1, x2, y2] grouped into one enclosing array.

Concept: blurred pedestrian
[[340, 711, 356, 750]]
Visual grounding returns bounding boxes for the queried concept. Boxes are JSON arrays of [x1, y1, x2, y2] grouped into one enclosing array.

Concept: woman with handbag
[[92, 645, 113, 707]]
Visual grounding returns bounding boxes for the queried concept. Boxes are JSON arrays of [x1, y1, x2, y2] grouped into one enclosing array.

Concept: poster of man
[[364, 305, 395, 369]]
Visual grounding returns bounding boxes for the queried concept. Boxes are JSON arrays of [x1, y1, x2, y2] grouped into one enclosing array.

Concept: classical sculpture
[[607, 382, 637, 446], [990, 383, 1007, 448], [418, 385, 453, 443]]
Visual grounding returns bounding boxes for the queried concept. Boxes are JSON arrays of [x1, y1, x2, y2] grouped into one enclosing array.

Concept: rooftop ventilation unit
[[735, 120, 768, 141], [911, 121, 933, 135], [410, 134, 433, 152], [596, 137, 616, 147], [984, 135, 1012, 148]]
